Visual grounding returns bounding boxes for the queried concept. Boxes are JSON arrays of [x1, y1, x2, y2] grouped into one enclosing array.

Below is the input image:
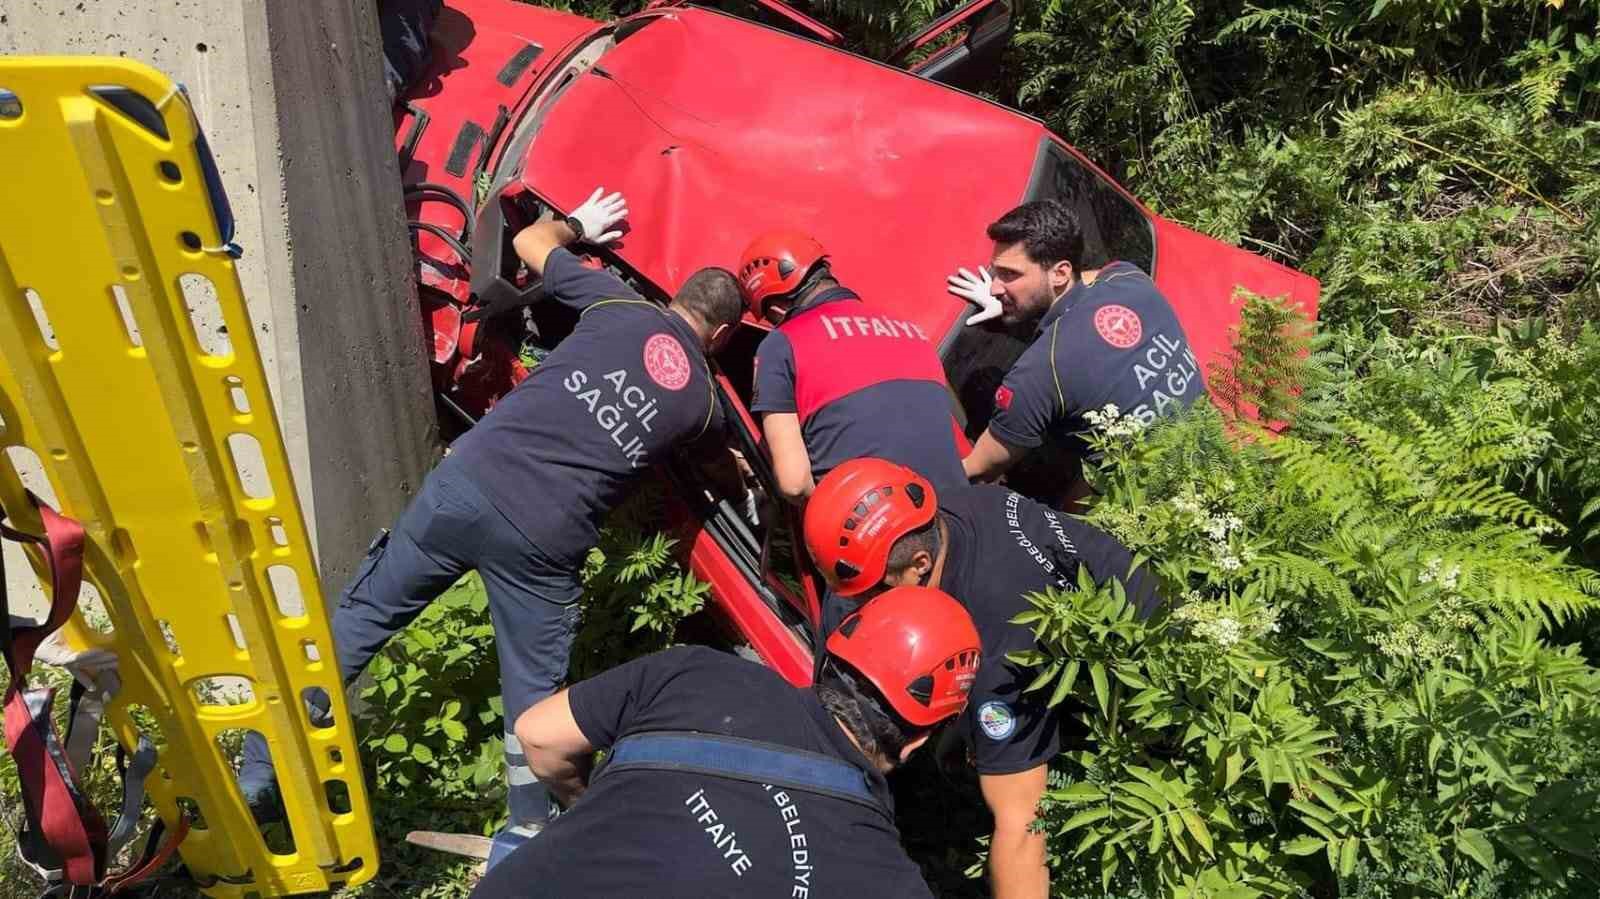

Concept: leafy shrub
[[1006, 299, 1600, 897]]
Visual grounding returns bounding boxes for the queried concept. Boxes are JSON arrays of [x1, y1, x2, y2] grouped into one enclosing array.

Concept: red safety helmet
[[824, 585, 981, 729], [737, 230, 828, 317], [803, 458, 937, 597]]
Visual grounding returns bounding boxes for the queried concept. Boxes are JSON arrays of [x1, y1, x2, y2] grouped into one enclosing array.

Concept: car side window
[[1035, 139, 1155, 273]]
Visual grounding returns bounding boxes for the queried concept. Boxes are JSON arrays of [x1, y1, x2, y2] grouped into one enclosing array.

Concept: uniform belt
[[596, 730, 892, 823]]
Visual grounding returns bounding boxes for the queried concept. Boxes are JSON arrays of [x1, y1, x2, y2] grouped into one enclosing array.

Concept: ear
[[898, 732, 933, 764], [1047, 259, 1075, 292]]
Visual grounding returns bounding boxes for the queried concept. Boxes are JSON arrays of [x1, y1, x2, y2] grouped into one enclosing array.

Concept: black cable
[[407, 221, 472, 269], [403, 181, 474, 244]]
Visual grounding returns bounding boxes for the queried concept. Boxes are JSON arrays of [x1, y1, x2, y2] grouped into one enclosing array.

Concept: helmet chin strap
[[779, 264, 834, 320]]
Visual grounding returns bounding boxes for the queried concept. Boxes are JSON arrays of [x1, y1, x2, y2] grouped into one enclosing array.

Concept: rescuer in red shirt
[[738, 229, 968, 641], [738, 230, 966, 505]]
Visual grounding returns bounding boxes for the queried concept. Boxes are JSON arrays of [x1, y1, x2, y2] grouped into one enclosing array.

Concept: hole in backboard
[[302, 687, 333, 729], [329, 748, 343, 766], [266, 517, 288, 547], [180, 273, 231, 357], [125, 704, 169, 753], [88, 85, 169, 140], [181, 231, 202, 252], [156, 619, 182, 656], [5, 445, 60, 508], [159, 160, 182, 183], [24, 289, 59, 350], [193, 676, 255, 707], [301, 639, 321, 663], [176, 797, 208, 830], [226, 613, 247, 651], [0, 89, 22, 120], [266, 565, 305, 617], [324, 780, 352, 815], [110, 285, 143, 347], [226, 376, 251, 415], [218, 727, 294, 855], [226, 433, 272, 500], [78, 581, 114, 634]]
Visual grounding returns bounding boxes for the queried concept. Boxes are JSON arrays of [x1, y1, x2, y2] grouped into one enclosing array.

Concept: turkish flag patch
[[994, 385, 1014, 410]]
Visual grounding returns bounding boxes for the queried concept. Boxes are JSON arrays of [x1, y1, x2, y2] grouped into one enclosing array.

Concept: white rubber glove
[[569, 187, 628, 245], [947, 266, 1001, 325]]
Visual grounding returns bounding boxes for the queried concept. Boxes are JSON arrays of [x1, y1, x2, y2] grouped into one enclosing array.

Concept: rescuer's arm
[[762, 412, 815, 504], [980, 766, 1051, 899], [963, 429, 1026, 482], [514, 691, 594, 809]]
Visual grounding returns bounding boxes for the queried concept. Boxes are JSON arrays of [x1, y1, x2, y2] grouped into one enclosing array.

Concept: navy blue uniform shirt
[[449, 248, 723, 569], [988, 262, 1205, 455], [937, 485, 1161, 774], [472, 646, 934, 898], [751, 289, 965, 492]]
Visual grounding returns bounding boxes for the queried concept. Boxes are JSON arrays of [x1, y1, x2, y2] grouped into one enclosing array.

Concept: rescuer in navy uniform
[[240, 187, 746, 867], [738, 230, 967, 641], [803, 460, 1162, 899], [473, 586, 982, 898], [947, 200, 1206, 502]]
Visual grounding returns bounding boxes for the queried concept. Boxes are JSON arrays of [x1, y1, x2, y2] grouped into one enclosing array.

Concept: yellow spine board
[[0, 58, 378, 895]]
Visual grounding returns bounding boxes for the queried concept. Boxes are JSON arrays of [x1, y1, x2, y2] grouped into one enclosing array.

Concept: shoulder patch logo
[[643, 332, 691, 390], [1094, 304, 1143, 349], [978, 701, 1016, 740], [994, 385, 1014, 411]]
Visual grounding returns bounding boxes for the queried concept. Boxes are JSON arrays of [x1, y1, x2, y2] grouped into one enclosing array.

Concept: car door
[[890, 0, 1013, 89]]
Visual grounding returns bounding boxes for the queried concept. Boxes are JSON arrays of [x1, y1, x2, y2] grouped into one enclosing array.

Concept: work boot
[[485, 819, 548, 870], [237, 688, 333, 825]]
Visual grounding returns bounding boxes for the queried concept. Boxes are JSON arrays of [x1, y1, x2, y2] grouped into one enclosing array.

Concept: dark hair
[[885, 516, 941, 579], [987, 199, 1085, 271], [673, 267, 745, 328], [815, 656, 923, 766]]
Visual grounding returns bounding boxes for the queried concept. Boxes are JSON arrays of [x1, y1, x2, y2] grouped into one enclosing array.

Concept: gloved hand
[[947, 266, 1001, 325], [568, 187, 628, 245]]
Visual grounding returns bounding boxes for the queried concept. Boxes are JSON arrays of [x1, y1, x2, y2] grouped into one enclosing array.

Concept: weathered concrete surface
[[1, 0, 437, 601]]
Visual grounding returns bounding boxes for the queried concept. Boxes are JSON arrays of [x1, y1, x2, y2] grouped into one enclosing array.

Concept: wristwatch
[[563, 214, 586, 242]]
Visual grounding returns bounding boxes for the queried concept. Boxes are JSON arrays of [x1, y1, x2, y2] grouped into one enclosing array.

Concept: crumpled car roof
[[519, 6, 1041, 337]]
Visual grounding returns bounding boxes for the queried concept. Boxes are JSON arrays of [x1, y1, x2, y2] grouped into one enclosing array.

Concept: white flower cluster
[[1171, 491, 1204, 517], [1435, 591, 1477, 631], [1416, 556, 1460, 590], [1174, 599, 1280, 651], [1375, 620, 1458, 663], [1082, 403, 1148, 440], [1169, 489, 1254, 573]]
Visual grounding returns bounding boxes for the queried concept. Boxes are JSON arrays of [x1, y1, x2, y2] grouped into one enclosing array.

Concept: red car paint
[[395, 0, 1320, 686]]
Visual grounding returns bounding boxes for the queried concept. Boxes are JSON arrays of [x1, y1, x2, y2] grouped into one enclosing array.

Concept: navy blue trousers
[[242, 457, 580, 860]]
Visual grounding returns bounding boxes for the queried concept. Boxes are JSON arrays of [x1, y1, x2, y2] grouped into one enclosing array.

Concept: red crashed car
[[395, 0, 1321, 684]]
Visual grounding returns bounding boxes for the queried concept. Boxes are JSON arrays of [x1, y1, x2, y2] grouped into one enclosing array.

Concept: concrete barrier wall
[[1, 0, 438, 604]]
